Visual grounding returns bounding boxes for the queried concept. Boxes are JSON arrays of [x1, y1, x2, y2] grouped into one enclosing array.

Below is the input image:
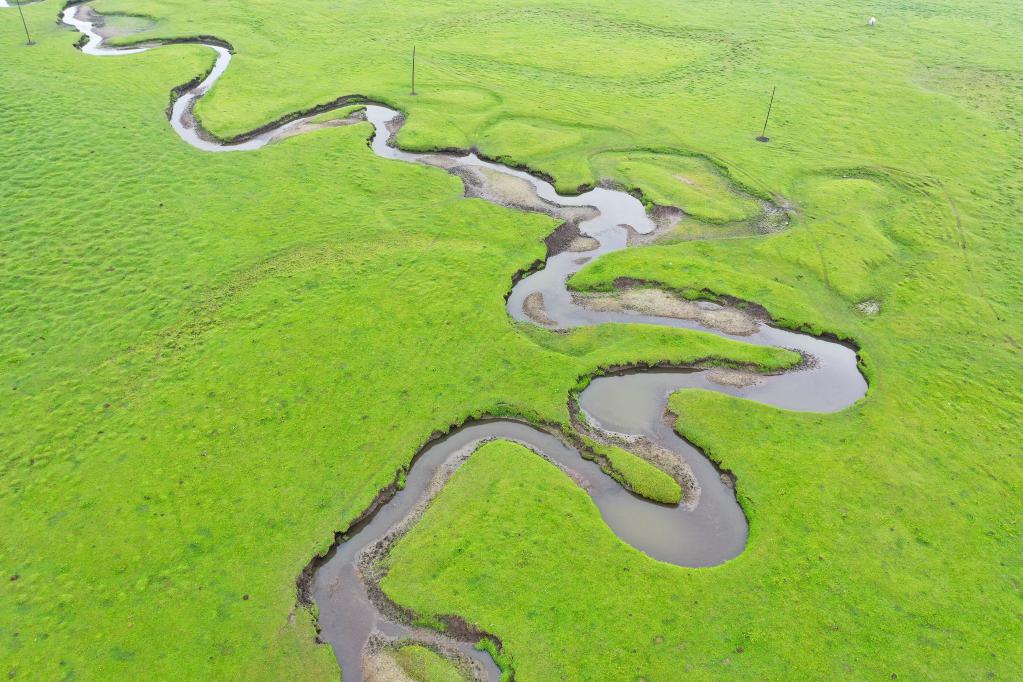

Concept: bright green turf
[[591, 152, 761, 223], [3, 0, 1022, 679], [587, 440, 682, 505], [384, 440, 732, 680], [0, 2, 793, 678]]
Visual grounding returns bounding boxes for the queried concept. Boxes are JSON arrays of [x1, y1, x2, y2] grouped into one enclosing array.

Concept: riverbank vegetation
[[2, 0, 1021, 679]]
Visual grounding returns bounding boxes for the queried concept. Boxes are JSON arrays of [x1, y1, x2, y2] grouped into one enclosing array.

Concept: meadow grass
[[586, 440, 682, 505], [2, 0, 1022, 679], [591, 152, 761, 224], [1, 3, 792, 678]]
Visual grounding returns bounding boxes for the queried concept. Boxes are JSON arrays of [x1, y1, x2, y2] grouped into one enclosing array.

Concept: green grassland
[[1, 3, 792, 679], [3, 0, 1022, 680], [587, 440, 682, 505], [591, 152, 761, 224]]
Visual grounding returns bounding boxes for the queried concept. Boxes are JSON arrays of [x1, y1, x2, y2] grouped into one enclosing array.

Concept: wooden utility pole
[[17, 0, 34, 45], [410, 45, 416, 95], [756, 86, 776, 142]]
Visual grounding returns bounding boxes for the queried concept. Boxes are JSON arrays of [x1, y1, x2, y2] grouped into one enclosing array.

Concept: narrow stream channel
[[49, 5, 869, 680]]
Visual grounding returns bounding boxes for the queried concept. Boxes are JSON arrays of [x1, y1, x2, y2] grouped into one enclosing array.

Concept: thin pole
[[16, 0, 34, 45], [410, 45, 416, 95], [757, 86, 776, 142]]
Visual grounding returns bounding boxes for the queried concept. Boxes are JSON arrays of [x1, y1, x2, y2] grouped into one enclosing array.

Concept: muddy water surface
[[48, 7, 869, 681]]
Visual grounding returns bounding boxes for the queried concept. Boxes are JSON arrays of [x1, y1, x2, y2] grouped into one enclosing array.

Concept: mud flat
[[575, 287, 759, 335]]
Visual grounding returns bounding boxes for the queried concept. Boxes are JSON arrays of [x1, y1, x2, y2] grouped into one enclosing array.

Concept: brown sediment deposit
[[450, 165, 598, 232], [575, 287, 758, 336], [706, 367, 764, 388], [567, 235, 601, 252], [76, 5, 156, 39], [362, 634, 481, 682], [523, 292, 555, 326], [362, 649, 416, 682], [626, 205, 686, 245]]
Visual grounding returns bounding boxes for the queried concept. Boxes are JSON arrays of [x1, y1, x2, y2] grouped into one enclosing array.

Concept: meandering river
[[44, 5, 868, 679]]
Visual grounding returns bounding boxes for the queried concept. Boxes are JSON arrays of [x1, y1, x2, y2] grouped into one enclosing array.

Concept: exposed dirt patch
[[76, 5, 156, 39], [626, 205, 685, 246], [446, 165, 598, 242], [523, 292, 555, 326], [384, 112, 406, 146], [706, 367, 763, 388], [750, 199, 792, 234], [454, 165, 547, 211], [364, 634, 477, 682], [363, 647, 416, 682], [415, 153, 461, 169], [856, 299, 881, 315], [567, 236, 600, 252], [575, 287, 758, 335], [544, 221, 582, 256]]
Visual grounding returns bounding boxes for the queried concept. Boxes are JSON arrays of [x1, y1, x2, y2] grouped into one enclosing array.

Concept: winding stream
[[41, 4, 868, 680]]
